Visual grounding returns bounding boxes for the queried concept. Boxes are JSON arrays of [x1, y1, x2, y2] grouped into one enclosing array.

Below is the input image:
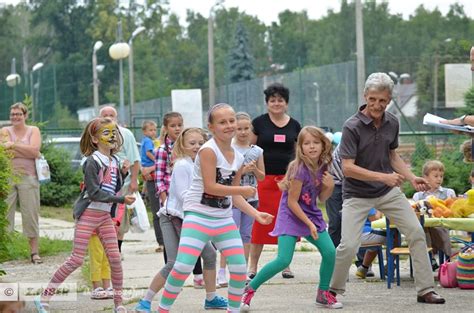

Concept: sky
[[1, 0, 473, 25]]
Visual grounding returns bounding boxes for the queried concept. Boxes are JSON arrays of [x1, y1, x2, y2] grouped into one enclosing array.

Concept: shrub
[[40, 143, 82, 207], [0, 146, 14, 274]]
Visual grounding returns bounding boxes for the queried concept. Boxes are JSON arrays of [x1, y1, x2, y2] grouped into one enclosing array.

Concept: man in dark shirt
[[329, 73, 445, 305]]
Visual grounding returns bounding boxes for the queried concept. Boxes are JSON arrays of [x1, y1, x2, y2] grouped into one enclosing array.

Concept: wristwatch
[[460, 115, 467, 125]]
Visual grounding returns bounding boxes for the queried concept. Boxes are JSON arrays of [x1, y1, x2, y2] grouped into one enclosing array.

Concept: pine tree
[[228, 21, 254, 83]]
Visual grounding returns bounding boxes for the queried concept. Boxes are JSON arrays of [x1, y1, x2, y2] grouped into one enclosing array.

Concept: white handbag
[[35, 154, 51, 184], [129, 192, 150, 233]]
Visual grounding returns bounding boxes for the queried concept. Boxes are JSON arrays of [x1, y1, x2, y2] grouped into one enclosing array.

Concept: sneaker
[[106, 287, 114, 299], [217, 272, 228, 288], [34, 296, 49, 313], [135, 299, 151, 312], [316, 289, 343, 309], [204, 295, 228, 310], [240, 286, 255, 312], [91, 287, 108, 299], [194, 278, 205, 289], [356, 266, 368, 279], [366, 266, 375, 277]]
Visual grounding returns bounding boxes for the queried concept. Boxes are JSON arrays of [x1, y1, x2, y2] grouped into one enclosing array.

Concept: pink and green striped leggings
[[159, 212, 246, 313], [41, 209, 123, 306]]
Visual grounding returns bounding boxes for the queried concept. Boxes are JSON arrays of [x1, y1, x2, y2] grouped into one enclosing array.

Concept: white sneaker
[[217, 271, 228, 288]]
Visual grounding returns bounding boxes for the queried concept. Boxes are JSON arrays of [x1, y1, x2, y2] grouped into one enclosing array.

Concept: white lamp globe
[[6, 73, 21, 87], [109, 42, 130, 60]]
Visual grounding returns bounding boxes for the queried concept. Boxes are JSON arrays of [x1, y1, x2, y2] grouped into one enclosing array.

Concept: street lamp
[[128, 26, 146, 127], [6, 58, 21, 102], [470, 46, 474, 86], [92, 40, 103, 116], [313, 82, 321, 127], [30, 62, 43, 122], [208, 0, 225, 108], [388, 71, 411, 115], [109, 20, 130, 124]]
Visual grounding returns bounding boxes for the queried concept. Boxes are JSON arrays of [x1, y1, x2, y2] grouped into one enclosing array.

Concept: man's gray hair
[[364, 72, 394, 96]]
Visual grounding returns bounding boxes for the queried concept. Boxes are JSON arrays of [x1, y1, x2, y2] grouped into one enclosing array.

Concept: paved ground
[[2, 213, 473, 312]]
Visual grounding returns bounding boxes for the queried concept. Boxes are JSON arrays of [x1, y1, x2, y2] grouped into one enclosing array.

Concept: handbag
[[35, 154, 51, 184], [129, 192, 150, 233], [438, 253, 458, 288], [457, 245, 474, 289]]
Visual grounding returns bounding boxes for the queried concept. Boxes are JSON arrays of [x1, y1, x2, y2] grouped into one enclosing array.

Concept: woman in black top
[[249, 83, 301, 279]]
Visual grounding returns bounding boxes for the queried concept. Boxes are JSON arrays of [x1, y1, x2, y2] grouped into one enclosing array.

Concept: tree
[[228, 21, 254, 83], [456, 86, 474, 116]]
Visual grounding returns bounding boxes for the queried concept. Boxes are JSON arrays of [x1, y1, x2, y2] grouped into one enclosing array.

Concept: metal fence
[[2, 57, 464, 137]]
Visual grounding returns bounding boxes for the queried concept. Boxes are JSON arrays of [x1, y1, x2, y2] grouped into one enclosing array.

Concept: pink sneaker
[[193, 278, 205, 289], [316, 289, 343, 309], [240, 287, 255, 312]]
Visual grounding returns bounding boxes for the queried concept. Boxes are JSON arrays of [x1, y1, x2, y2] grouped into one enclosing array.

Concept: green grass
[[40, 205, 75, 222], [81, 256, 91, 287], [0, 232, 72, 263]]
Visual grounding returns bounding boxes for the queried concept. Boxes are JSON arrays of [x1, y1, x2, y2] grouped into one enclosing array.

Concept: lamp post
[[109, 20, 130, 124], [470, 46, 474, 86], [208, 0, 225, 108], [6, 58, 21, 103], [30, 62, 43, 122], [128, 26, 146, 127], [92, 40, 103, 116], [388, 72, 410, 105], [313, 82, 321, 127]]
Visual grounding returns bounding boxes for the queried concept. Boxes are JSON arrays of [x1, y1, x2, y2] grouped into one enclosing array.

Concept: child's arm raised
[[318, 171, 335, 203], [287, 179, 318, 240], [253, 154, 265, 181]]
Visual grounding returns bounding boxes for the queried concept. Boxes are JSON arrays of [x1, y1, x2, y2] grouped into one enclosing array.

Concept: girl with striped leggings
[[34, 118, 136, 313], [158, 104, 274, 313]]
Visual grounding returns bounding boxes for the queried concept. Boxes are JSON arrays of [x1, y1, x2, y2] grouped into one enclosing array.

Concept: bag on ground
[[457, 246, 474, 289], [438, 254, 458, 288]]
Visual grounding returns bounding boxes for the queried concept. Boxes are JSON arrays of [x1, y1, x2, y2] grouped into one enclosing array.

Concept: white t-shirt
[[184, 138, 244, 218], [159, 156, 194, 219]]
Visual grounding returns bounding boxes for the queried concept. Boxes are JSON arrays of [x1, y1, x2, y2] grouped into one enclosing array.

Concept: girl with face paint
[[35, 118, 136, 313]]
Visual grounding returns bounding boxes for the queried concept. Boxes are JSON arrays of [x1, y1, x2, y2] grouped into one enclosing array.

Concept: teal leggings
[[249, 231, 336, 291]]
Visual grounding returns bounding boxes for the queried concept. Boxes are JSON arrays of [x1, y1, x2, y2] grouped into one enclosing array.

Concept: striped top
[[88, 151, 119, 212], [329, 144, 344, 186]]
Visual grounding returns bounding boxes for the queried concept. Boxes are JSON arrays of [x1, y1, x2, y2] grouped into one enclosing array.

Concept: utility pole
[[355, 0, 365, 104], [208, 14, 216, 108]]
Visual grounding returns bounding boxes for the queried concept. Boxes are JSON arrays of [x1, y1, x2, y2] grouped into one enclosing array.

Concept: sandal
[[91, 287, 108, 300], [106, 287, 114, 299], [247, 271, 256, 280], [31, 253, 43, 264], [282, 268, 294, 279]]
